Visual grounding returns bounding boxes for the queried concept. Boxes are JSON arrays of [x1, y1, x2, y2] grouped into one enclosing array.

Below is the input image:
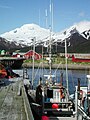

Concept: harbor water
[[13, 68, 89, 94]]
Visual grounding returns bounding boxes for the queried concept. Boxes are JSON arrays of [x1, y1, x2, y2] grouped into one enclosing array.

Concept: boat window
[[47, 89, 53, 98]]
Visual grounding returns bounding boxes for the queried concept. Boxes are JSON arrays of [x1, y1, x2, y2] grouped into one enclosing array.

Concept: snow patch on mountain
[[74, 21, 90, 33]]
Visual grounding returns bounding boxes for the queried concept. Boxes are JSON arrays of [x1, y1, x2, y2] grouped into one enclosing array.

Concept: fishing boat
[[74, 75, 90, 119], [23, 21, 75, 120], [23, 68, 75, 119], [72, 55, 90, 62], [23, 1, 77, 119], [71, 53, 90, 119]]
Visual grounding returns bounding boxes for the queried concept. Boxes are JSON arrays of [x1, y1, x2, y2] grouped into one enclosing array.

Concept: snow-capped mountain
[[53, 21, 90, 42], [0, 21, 90, 49], [0, 24, 50, 47]]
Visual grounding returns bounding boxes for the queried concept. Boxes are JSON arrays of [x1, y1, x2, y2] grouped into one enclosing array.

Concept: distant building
[[0, 50, 5, 55], [12, 52, 25, 58], [12, 53, 21, 58], [24, 50, 42, 60]]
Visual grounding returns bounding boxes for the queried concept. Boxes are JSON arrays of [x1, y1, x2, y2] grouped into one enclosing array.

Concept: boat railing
[[75, 85, 90, 119], [78, 104, 90, 120]]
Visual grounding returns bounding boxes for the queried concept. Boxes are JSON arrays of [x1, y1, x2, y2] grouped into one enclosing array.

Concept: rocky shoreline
[[22, 62, 90, 71]]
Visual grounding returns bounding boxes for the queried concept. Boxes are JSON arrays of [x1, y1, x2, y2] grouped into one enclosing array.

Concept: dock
[[0, 78, 34, 120]]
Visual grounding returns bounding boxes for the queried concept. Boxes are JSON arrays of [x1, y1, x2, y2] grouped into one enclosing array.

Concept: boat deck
[[0, 78, 28, 120]]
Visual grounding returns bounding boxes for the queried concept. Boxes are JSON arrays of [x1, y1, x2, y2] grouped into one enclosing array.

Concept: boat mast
[[41, 44, 44, 85], [49, 26, 52, 82], [51, 1, 53, 32], [65, 38, 69, 101], [49, 0, 53, 83], [32, 37, 35, 89]]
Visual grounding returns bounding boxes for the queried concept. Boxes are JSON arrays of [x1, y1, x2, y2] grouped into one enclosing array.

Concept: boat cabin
[[42, 75, 74, 117]]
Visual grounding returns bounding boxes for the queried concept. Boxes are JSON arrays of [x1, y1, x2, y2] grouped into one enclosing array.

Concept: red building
[[24, 50, 42, 60]]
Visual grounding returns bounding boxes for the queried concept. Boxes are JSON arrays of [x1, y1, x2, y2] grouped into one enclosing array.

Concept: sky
[[0, 0, 90, 34]]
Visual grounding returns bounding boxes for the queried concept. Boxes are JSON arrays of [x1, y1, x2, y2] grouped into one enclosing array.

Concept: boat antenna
[[51, 1, 53, 32], [39, 9, 41, 26], [45, 9, 48, 29]]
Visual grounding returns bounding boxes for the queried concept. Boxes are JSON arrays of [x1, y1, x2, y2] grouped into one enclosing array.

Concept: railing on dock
[[22, 81, 34, 120]]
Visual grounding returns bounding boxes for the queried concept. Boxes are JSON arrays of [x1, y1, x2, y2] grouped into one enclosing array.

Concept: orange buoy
[[52, 103, 59, 109]]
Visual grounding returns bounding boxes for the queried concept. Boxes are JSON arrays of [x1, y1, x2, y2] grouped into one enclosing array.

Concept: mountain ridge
[[0, 21, 90, 53]]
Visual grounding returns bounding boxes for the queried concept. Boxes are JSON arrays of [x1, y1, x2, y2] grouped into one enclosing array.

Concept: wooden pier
[[0, 78, 34, 120]]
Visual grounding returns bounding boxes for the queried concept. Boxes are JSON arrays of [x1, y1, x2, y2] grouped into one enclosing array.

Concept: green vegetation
[[24, 56, 90, 65]]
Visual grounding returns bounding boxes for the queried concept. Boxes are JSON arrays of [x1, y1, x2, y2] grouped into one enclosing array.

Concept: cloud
[[78, 12, 85, 17], [0, 5, 11, 9]]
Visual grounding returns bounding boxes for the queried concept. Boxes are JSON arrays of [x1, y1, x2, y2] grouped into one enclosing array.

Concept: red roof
[[24, 50, 42, 60]]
